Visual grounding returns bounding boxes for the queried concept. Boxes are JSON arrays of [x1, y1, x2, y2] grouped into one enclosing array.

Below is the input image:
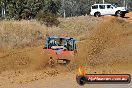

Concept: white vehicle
[[90, 4, 129, 17]]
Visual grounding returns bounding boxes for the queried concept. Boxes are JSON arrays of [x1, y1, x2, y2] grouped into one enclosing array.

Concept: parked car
[[90, 4, 129, 17]]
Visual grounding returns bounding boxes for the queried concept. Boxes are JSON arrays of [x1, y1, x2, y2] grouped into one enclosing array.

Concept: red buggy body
[[43, 36, 76, 64]]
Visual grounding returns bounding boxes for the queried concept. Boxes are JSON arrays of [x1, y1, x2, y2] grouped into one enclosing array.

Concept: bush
[[36, 11, 60, 27]]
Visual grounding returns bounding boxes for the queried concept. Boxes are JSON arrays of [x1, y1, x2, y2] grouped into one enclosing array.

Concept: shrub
[[36, 11, 60, 27]]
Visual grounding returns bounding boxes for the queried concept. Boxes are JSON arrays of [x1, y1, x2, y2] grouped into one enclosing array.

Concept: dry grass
[[58, 16, 102, 38], [0, 20, 47, 50], [0, 16, 101, 50], [0, 16, 101, 72]]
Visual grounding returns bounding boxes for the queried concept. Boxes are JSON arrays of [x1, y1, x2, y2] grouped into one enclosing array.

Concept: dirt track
[[0, 13, 132, 88], [0, 71, 131, 88]]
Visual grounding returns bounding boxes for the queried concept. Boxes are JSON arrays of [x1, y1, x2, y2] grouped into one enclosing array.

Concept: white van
[[90, 4, 128, 17]]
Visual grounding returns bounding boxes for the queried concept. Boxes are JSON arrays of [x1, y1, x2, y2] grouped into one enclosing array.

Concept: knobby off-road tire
[[94, 12, 101, 17], [116, 11, 122, 17]]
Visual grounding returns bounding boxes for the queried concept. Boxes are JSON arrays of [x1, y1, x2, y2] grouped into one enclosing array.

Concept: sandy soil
[[0, 12, 132, 88]]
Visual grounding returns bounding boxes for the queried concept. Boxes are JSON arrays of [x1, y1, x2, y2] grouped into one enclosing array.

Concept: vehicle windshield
[[53, 38, 66, 46], [111, 4, 117, 8], [47, 38, 75, 51]]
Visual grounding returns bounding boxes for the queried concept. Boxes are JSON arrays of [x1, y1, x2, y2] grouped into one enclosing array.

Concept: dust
[[0, 47, 50, 72], [29, 47, 50, 71], [74, 18, 132, 73]]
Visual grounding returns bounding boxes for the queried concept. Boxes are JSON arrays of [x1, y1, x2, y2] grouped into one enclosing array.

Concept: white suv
[[90, 4, 128, 17]]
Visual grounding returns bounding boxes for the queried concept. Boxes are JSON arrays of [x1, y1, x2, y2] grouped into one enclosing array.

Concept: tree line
[[0, 0, 131, 19]]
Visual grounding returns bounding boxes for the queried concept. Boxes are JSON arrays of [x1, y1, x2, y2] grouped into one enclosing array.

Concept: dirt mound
[[124, 12, 132, 23], [0, 15, 132, 73], [0, 17, 131, 73], [74, 18, 132, 73]]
